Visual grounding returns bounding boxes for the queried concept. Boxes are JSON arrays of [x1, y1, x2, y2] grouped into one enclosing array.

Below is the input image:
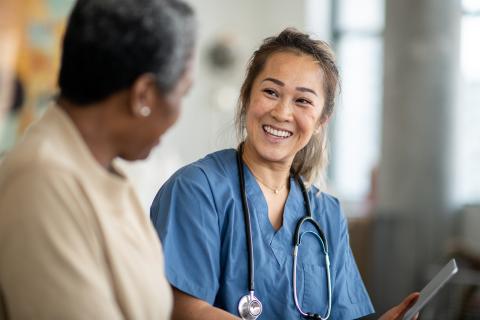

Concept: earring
[[138, 105, 151, 117]]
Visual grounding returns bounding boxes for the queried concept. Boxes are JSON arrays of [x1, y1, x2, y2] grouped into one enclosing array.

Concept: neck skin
[[58, 95, 124, 171], [241, 140, 291, 190]]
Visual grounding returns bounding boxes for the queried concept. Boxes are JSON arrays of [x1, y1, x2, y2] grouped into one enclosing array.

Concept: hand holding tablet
[[379, 292, 420, 320], [403, 259, 458, 320]]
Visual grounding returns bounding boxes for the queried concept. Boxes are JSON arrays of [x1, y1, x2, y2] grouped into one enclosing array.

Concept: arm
[[0, 168, 123, 319], [171, 287, 239, 320]]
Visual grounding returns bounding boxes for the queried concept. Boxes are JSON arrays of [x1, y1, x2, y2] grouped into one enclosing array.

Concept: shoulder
[[0, 159, 78, 200], [0, 111, 94, 217], [0, 164, 84, 218], [151, 149, 240, 222], [306, 186, 346, 228], [308, 186, 341, 214], [191, 148, 237, 177], [0, 123, 77, 189], [0, 164, 93, 250], [164, 148, 237, 188], [0, 127, 87, 214]]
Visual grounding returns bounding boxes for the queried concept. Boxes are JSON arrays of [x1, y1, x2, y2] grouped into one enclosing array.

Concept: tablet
[[403, 259, 458, 320]]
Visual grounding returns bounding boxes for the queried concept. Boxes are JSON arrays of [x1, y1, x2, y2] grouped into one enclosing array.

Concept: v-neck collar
[[242, 163, 306, 266]]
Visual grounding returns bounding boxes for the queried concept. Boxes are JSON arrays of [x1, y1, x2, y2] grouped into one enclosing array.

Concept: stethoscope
[[236, 145, 332, 320]]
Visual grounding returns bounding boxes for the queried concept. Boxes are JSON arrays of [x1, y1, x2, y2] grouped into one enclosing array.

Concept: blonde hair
[[235, 28, 339, 188]]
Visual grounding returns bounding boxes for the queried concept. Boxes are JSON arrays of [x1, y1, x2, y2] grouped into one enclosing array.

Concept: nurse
[[151, 28, 417, 319]]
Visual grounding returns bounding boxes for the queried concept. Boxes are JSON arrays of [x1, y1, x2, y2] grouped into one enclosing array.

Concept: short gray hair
[[59, 0, 196, 104]]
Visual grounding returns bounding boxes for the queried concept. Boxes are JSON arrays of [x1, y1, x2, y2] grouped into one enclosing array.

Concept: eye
[[262, 88, 278, 98], [296, 97, 313, 106]]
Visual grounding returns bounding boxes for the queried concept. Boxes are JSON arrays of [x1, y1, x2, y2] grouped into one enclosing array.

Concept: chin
[[257, 146, 292, 164], [135, 153, 150, 161], [136, 149, 153, 161], [121, 150, 151, 162]]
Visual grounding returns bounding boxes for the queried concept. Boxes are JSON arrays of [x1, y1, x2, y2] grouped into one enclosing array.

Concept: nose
[[270, 99, 293, 122]]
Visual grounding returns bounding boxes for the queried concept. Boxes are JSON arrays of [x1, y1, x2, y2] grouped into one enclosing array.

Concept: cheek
[[297, 112, 320, 136], [163, 98, 182, 118], [156, 112, 180, 135], [246, 97, 272, 123], [245, 104, 259, 128], [245, 112, 256, 136]]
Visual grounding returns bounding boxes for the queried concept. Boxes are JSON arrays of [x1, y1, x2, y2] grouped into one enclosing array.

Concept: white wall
[[172, 0, 310, 163]]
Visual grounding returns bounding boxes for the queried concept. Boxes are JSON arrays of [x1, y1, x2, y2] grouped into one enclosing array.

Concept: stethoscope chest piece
[[238, 292, 262, 320]]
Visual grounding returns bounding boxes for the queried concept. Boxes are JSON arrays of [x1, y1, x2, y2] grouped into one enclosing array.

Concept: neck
[[241, 142, 291, 193], [58, 97, 118, 170]]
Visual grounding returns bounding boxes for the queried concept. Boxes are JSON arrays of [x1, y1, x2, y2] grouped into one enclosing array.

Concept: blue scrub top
[[151, 149, 374, 319]]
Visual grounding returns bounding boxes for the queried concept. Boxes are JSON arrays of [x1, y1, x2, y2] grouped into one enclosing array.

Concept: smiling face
[[243, 50, 326, 167]]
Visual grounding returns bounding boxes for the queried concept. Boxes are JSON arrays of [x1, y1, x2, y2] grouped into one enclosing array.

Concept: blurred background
[[0, 0, 479, 318]]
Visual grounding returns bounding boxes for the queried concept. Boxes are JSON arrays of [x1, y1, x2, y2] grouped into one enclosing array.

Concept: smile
[[262, 125, 292, 138]]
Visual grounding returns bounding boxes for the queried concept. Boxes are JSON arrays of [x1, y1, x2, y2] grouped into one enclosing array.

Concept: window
[[454, 0, 480, 204], [329, 0, 384, 203]]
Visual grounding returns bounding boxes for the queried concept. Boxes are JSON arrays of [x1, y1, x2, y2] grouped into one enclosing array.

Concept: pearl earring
[[139, 105, 151, 117]]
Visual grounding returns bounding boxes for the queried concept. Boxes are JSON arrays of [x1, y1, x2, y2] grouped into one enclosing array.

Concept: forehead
[[256, 51, 325, 91]]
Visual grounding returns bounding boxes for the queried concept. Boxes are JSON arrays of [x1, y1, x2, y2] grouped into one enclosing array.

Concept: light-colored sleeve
[[0, 167, 123, 320]]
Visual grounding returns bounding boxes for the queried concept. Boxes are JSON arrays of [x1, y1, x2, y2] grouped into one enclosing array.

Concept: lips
[[262, 125, 293, 138]]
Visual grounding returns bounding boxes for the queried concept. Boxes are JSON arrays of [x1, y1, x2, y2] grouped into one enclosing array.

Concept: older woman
[[0, 0, 195, 319], [151, 29, 418, 319]]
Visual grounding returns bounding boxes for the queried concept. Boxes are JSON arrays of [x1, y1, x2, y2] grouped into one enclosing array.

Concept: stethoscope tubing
[[236, 144, 255, 292], [236, 144, 332, 319], [292, 221, 332, 320]]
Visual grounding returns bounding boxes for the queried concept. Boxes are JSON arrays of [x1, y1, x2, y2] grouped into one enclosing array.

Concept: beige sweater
[[0, 105, 172, 319]]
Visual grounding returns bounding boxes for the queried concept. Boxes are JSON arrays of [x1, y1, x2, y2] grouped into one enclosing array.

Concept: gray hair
[[59, 0, 196, 104]]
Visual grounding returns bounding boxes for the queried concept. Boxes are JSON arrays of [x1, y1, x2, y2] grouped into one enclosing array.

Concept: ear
[[320, 113, 330, 125], [314, 114, 330, 134], [129, 73, 158, 118]]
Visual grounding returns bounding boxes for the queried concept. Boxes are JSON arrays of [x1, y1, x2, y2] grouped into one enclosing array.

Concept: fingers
[[402, 292, 420, 308], [378, 292, 421, 320], [398, 292, 420, 319]]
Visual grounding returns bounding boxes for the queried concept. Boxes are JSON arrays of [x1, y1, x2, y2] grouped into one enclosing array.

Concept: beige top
[[0, 105, 172, 319]]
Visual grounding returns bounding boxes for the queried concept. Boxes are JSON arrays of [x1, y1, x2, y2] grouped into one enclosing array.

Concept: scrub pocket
[[302, 264, 329, 315]]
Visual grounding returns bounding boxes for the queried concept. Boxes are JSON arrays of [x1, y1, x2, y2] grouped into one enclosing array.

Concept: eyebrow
[[262, 77, 318, 96]]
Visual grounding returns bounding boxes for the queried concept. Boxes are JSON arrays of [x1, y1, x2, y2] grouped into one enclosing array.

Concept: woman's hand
[[378, 292, 420, 320]]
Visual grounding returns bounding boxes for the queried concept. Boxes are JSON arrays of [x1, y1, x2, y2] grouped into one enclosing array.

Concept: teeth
[[263, 125, 292, 138]]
